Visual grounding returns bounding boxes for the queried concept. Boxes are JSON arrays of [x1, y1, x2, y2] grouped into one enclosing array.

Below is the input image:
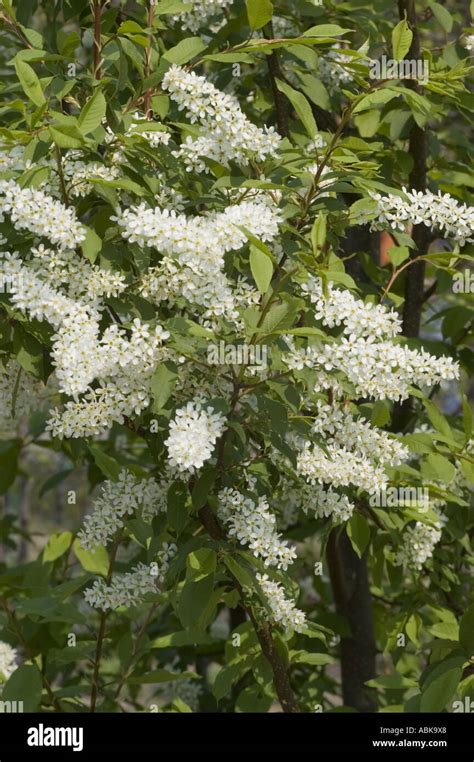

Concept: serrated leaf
[[245, 0, 273, 30], [276, 79, 317, 137], [163, 37, 207, 65], [43, 532, 73, 563], [78, 89, 106, 135], [73, 539, 109, 576], [347, 513, 370, 558], [14, 58, 46, 108], [250, 246, 273, 294], [392, 19, 413, 61]]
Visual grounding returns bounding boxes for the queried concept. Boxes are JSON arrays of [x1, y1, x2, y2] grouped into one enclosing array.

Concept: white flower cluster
[[0, 180, 86, 249], [311, 402, 409, 466], [63, 156, 121, 198], [126, 116, 172, 148], [162, 65, 281, 170], [353, 188, 474, 247], [302, 276, 402, 338], [297, 440, 388, 493], [116, 197, 280, 321], [316, 49, 354, 95], [464, 34, 474, 52], [0, 641, 18, 680], [31, 244, 126, 306], [0, 360, 43, 429], [172, 0, 234, 32], [84, 544, 177, 610], [301, 484, 354, 523], [395, 521, 441, 570], [165, 398, 227, 473], [77, 470, 168, 550], [284, 283, 459, 401], [256, 574, 306, 633], [217, 488, 297, 570]]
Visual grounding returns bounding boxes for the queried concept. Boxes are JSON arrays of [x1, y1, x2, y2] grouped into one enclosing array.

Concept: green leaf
[[78, 89, 106, 135], [347, 513, 370, 558], [14, 58, 46, 108], [250, 246, 273, 294], [43, 531, 73, 563], [392, 19, 413, 61], [428, 2, 453, 32], [303, 24, 353, 38], [462, 394, 472, 441], [89, 445, 121, 480], [311, 211, 327, 255], [167, 481, 189, 534], [2, 665, 42, 711], [0, 441, 21, 493], [276, 79, 317, 137], [420, 661, 463, 712], [366, 673, 418, 689], [73, 539, 109, 576], [49, 124, 84, 149], [459, 604, 474, 656], [422, 398, 452, 438], [151, 630, 217, 648], [224, 556, 255, 591], [387, 245, 409, 266], [353, 89, 398, 113], [421, 453, 456, 484], [291, 650, 334, 666], [81, 227, 102, 263], [150, 361, 178, 412], [126, 669, 199, 684], [163, 37, 207, 65], [245, 0, 273, 30]]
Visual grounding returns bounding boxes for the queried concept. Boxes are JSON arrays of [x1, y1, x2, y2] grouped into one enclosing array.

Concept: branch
[[144, 0, 156, 119], [90, 530, 123, 712], [263, 23, 289, 138], [198, 504, 300, 712], [92, 0, 103, 80]]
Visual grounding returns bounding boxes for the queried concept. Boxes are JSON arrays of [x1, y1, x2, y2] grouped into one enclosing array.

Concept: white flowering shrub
[[0, 0, 472, 717]]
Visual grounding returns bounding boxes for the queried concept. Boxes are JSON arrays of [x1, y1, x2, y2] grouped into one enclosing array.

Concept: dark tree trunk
[[327, 529, 377, 711]]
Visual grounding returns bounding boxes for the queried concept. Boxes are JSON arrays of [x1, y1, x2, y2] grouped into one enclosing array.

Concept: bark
[[327, 529, 377, 711]]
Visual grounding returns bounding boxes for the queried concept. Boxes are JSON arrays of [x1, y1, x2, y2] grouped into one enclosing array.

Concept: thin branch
[[90, 530, 123, 712], [144, 1, 156, 119]]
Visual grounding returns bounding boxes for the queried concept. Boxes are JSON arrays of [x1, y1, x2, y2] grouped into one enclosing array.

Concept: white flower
[[0, 641, 18, 680], [395, 521, 441, 570], [84, 544, 177, 611], [464, 34, 474, 52], [353, 187, 474, 247], [77, 470, 170, 550], [165, 398, 227, 473], [0, 360, 43, 429], [172, 0, 234, 33], [162, 65, 281, 170], [0, 180, 86, 249], [218, 488, 297, 570], [256, 574, 306, 633]]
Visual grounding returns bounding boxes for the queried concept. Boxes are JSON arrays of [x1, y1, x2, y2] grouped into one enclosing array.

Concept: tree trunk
[[327, 528, 377, 711]]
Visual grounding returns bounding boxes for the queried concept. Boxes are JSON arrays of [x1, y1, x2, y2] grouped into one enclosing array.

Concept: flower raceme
[[353, 187, 474, 246], [162, 65, 281, 170], [165, 399, 227, 473]]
